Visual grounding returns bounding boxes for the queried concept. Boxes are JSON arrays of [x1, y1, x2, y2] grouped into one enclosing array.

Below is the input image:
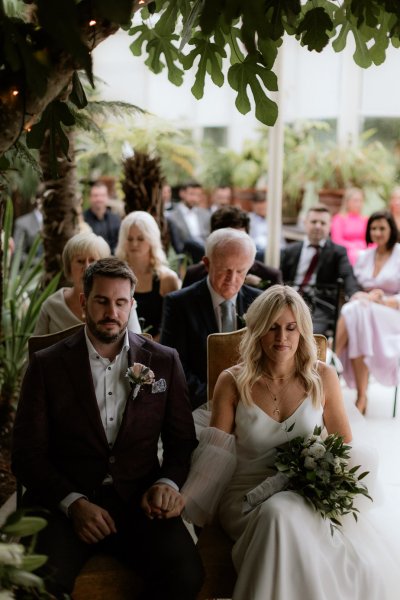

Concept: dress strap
[[223, 367, 237, 382]]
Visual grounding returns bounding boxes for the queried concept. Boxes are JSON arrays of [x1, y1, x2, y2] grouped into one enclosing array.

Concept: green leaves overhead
[[182, 38, 226, 98], [297, 8, 334, 52], [228, 56, 278, 126], [126, 0, 400, 128]]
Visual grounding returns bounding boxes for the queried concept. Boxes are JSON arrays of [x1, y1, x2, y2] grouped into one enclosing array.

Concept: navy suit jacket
[[12, 329, 197, 510], [160, 279, 261, 409]]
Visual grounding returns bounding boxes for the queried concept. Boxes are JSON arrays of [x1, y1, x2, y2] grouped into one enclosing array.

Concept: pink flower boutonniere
[[126, 363, 155, 399]]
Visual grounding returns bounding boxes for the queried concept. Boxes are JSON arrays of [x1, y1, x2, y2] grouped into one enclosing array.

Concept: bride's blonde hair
[[236, 285, 323, 408]]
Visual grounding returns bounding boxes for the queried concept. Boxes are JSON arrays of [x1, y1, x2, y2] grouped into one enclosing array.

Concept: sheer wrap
[[182, 426, 236, 526]]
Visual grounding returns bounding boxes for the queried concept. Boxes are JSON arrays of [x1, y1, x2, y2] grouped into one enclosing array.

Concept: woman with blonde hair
[[115, 211, 180, 340], [183, 285, 396, 600], [330, 187, 368, 265], [34, 231, 141, 334]]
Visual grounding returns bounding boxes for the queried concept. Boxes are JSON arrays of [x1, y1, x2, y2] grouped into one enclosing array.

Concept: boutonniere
[[126, 363, 155, 399]]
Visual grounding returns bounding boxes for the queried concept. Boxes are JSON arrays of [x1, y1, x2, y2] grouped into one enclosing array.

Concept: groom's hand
[[69, 498, 117, 544], [141, 484, 185, 519]]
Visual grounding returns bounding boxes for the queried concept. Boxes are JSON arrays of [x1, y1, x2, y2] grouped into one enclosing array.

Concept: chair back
[[28, 323, 84, 358], [207, 328, 327, 401]]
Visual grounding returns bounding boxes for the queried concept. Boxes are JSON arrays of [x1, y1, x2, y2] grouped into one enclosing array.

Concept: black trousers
[[31, 487, 204, 600]]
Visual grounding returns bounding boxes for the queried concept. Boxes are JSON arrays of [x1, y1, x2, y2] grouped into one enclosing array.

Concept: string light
[[89, 19, 96, 26], [12, 89, 19, 96]]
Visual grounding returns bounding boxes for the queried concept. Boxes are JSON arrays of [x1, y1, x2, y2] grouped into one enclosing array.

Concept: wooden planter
[[318, 188, 345, 216]]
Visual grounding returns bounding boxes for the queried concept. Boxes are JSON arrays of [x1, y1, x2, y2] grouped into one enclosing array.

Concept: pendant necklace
[[263, 375, 294, 418]]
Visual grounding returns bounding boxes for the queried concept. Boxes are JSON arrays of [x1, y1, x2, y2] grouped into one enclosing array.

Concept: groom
[[12, 257, 204, 599]]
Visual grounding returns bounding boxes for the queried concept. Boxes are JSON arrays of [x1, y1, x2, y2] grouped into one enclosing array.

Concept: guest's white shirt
[[294, 239, 327, 286], [178, 203, 201, 237]]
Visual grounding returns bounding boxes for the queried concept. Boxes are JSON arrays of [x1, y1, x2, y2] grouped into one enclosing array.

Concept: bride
[[183, 285, 399, 600]]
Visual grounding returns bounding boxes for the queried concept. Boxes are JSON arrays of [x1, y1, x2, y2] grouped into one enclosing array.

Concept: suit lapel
[[113, 333, 152, 447], [64, 331, 108, 447], [194, 280, 218, 331]]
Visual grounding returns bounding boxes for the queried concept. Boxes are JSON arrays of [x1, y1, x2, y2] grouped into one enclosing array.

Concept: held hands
[[69, 498, 117, 544], [351, 289, 385, 304], [141, 483, 185, 520]]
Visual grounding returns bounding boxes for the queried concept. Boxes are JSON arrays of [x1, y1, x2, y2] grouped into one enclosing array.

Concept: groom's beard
[[85, 312, 128, 344]]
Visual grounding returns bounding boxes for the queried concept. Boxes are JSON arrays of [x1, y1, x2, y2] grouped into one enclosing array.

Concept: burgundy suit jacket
[[12, 329, 197, 510]]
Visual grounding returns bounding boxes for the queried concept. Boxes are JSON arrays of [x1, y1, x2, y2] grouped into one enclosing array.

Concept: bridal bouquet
[[274, 425, 372, 532]]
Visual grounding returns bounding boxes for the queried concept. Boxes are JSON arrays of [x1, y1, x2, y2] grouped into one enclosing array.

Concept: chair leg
[[394, 386, 398, 418]]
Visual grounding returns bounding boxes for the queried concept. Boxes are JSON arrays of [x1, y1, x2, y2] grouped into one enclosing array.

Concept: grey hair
[[205, 228, 256, 261]]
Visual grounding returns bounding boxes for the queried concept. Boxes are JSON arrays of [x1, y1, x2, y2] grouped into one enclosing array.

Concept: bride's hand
[[368, 288, 385, 304], [351, 291, 370, 302]]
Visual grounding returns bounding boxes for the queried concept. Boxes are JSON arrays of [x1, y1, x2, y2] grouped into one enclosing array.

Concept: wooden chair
[[26, 324, 155, 600], [196, 328, 327, 600]]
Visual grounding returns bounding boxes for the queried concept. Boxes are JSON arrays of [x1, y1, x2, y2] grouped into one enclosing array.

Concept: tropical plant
[[283, 123, 397, 206], [76, 112, 197, 191], [0, 198, 60, 415], [2, 1, 400, 158]]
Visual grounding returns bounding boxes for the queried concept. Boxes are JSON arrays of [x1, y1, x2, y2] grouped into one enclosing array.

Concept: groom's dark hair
[[83, 257, 137, 298]]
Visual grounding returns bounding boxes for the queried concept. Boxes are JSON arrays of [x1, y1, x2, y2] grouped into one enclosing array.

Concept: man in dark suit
[[161, 228, 261, 409], [12, 258, 203, 599], [280, 204, 361, 334], [182, 205, 282, 289], [84, 182, 121, 253]]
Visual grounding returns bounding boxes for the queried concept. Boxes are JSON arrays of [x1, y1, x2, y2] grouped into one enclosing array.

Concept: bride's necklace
[[263, 375, 294, 418], [262, 370, 295, 381]]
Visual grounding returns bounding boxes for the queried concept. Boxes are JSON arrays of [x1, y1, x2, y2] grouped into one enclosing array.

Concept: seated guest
[[331, 187, 368, 265], [209, 185, 233, 213], [182, 205, 282, 289], [115, 211, 181, 341], [336, 210, 400, 414], [248, 192, 269, 259], [166, 181, 210, 258], [34, 232, 141, 335], [161, 228, 260, 409], [280, 204, 360, 335], [84, 182, 121, 253], [13, 257, 203, 599]]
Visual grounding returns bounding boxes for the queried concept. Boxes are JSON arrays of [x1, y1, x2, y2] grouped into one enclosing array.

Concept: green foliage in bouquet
[[275, 425, 371, 534], [0, 510, 49, 598]]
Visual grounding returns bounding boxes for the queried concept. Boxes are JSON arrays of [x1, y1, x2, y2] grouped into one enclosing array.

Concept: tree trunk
[[40, 131, 80, 285]]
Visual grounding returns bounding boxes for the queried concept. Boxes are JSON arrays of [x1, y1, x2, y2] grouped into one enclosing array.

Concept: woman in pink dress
[[330, 187, 368, 265], [335, 211, 400, 414]]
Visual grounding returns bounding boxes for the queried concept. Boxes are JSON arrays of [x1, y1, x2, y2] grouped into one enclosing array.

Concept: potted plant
[[283, 123, 397, 217]]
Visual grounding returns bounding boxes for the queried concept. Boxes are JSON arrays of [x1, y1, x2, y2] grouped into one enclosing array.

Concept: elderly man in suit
[[280, 204, 360, 334], [12, 257, 203, 599], [182, 205, 282, 289], [161, 228, 261, 410]]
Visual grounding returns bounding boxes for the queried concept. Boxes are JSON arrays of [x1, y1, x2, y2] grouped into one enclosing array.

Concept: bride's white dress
[[216, 397, 398, 600]]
